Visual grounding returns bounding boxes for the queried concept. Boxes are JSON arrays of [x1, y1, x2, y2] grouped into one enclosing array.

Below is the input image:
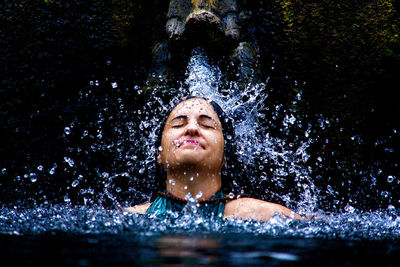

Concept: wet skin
[[158, 97, 224, 176], [158, 98, 224, 200]]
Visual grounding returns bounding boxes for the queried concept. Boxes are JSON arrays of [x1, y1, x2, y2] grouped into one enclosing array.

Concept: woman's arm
[[224, 198, 303, 221]]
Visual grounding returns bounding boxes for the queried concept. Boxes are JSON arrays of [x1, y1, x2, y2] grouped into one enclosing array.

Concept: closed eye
[[200, 123, 215, 129], [199, 115, 217, 129], [168, 114, 218, 129], [169, 115, 187, 128]]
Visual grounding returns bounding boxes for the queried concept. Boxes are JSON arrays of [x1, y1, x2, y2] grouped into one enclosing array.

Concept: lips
[[180, 139, 205, 149]]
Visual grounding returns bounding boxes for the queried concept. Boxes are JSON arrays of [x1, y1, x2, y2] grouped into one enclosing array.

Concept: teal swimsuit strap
[[146, 190, 228, 218], [155, 190, 231, 204]]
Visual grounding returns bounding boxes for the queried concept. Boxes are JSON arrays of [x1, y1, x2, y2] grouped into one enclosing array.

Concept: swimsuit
[[145, 190, 226, 219]]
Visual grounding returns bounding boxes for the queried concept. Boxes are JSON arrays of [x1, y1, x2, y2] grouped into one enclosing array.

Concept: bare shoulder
[[224, 198, 302, 222], [123, 202, 152, 214]]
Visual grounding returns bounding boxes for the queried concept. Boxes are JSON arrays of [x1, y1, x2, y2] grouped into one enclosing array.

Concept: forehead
[[168, 98, 219, 119]]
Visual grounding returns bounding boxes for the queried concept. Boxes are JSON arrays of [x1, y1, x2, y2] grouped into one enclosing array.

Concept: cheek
[[212, 135, 225, 155], [219, 138, 225, 155], [161, 133, 178, 156]]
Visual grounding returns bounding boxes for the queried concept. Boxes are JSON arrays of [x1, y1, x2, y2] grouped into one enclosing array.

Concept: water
[[1, 205, 400, 265], [2, 1, 400, 265], [1, 48, 399, 213], [2, 204, 400, 239], [3, 231, 399, 266], [1, 47, 400, 264], [185, 49, 317, 211]]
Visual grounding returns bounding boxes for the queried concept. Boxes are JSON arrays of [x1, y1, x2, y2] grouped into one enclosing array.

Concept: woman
[[125, 96, 302, 221]]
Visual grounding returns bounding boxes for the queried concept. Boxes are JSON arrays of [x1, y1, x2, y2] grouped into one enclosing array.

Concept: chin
[[176, 155, 203, 165]]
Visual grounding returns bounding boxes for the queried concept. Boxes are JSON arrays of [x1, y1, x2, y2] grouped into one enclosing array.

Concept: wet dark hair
[[152, 96, 240, 200]]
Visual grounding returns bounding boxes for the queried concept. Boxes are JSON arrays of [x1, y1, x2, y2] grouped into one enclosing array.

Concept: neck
[[165, 165, 221, 201]]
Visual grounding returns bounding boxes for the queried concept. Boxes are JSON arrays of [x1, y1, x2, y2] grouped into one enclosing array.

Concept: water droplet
[[169, 179, 176, 185], [381, 191, 390, 198], [228, 192, 235, 199], [49, 167, 56, 175], [64, 127, 71, 135], [173, 140, 180, 147], [37, 165, 43, 171], [64, 157, 74, 167], [1, 168, 6, 175], [387, 175, 394, 183], [345, 204, 355, 213], [29, 173, 37, 183], [388, 204, 395, 212], [64, 195, 71, 203], [158, 146, 163, 152], [139, 168, 145, 174], [196, 191, 203, 199], [71, 180, 79, 187]]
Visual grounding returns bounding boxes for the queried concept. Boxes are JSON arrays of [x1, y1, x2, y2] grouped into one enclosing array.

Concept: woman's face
[[158, 98, 224, 172]]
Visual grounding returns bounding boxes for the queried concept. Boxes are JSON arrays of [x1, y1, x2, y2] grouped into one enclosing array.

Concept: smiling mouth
[[181, 140, 204, 149]]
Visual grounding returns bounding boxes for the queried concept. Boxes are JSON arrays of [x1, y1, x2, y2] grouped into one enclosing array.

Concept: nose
[[185, 120, 199, 136]]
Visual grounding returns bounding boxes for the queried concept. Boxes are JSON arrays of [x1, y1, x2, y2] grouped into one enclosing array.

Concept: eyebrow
[[170, 115, 187, 122], [199, 114, 214, 121]]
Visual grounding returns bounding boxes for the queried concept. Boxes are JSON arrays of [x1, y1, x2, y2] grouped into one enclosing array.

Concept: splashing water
[[2, 204, 400, 240], [185, 48, 316, 213], [1, 48, 399, 242]]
